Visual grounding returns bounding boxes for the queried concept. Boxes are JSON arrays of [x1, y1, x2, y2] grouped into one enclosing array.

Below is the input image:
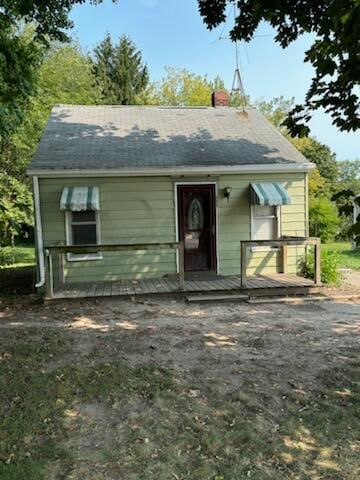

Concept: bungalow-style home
[[27, 92, 316, 296]]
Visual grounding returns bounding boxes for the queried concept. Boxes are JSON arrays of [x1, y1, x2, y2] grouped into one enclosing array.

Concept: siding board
[[40, 172, 307, 282]]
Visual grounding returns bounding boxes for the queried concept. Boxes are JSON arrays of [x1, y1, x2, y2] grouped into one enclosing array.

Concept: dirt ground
[[1, 296, 359, 479]]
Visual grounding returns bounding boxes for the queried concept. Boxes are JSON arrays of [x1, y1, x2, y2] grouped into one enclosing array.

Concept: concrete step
[[186, 293, 249, 303], [247, 295, 331, 305]]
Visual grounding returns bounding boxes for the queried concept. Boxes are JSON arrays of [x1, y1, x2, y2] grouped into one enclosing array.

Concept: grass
[[0, 325, 359, 480], [0, 244, 35, 268], [0, 244, 35, 299], [323, 242, 360, 271]]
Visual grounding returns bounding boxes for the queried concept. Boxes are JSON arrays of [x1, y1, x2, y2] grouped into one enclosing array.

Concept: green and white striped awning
[[250, 182, 291, 206], [60, 186, 100, 211]]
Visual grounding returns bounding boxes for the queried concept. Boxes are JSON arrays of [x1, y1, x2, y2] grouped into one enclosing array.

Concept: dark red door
[[178, 185, 217, 272]]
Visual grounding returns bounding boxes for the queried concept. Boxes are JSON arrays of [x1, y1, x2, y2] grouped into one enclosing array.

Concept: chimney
[[211, 91, 230, 107]]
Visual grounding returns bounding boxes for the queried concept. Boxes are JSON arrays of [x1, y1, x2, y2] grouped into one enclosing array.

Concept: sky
[[69, 0, 359, 161]]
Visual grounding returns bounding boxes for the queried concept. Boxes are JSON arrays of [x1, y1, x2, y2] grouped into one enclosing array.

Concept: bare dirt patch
[[1, 296, 359, 479]]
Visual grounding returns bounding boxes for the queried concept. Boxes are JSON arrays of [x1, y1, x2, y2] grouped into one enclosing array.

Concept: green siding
[[40, 177, 177, 283], [39, 172, 307, 283], [218, 173, 307, 276]]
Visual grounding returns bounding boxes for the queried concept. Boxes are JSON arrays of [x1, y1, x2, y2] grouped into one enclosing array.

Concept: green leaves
[[309, 196, 340, 243], [0, 173, 33, 245], [92, 34, 149, 105], [198, 0, 360, 135]]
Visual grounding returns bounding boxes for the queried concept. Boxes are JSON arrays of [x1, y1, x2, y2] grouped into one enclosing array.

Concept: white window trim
[[65, 210, 103, 261], [250, 205, 282, 251]]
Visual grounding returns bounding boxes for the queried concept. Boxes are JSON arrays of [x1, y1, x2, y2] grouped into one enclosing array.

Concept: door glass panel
[[180, 187, 215, 272]]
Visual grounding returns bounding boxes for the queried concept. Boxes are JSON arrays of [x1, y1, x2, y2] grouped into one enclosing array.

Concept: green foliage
[[0, 1, 109, 142], [309, 197, 339, 243], [323, 242, 360, 270], [291, 136, 339, 188], [198, 0, 360, 135], [303, 249, 340, 285], [336, 213, 353, 241], [334, 159, 360, 215], [140, 67, 228, 107], [349, 212, 360, 248], [0, 25, 43, 141], [0, 173, 33, 246], [7, 43, 101, 179], [0, 244, 35, 268], [255, 96, 295, 130], [0, 246, 15, 267], [144, 67, 214, 106], [93, 34, 149, 105], [0, 42, 101, 241]]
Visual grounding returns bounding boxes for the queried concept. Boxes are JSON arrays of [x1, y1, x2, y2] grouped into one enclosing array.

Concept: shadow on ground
[[0, 297, 359, 480]]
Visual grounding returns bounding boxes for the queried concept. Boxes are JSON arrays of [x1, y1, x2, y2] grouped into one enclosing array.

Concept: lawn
[[0, 244, 35, 298], [0, 244, 35, 268], [322, 242, 360, 271], [0, 297, 359, 480]]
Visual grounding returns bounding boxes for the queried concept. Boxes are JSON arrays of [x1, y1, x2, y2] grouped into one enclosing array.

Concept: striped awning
[[250, 182, 291, 206], [60, 186, 100, 211]]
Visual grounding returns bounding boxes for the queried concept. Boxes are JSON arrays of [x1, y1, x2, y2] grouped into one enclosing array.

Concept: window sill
[[67, 253, 103, 262]]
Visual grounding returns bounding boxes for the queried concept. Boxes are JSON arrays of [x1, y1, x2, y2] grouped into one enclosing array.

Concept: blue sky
[[70, 0, 359, 160]]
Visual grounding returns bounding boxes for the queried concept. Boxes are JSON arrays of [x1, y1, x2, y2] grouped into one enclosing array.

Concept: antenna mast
[[230, 1, 246, 111]]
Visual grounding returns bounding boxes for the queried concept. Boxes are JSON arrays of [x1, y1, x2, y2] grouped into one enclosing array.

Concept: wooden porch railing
[[240, 236, 321, 288], [45, 241, 185, 298]]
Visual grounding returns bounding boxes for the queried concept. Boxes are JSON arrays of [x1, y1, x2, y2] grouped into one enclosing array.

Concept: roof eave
[[26, 163, 315, 178]]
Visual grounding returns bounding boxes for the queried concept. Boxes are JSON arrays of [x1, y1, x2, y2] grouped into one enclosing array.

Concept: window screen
[[252, 206, 278, 240]]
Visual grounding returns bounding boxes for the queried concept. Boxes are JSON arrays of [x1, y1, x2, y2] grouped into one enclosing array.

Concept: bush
[[335, 214, 353, 241], [0, 246, 16, 267], [309, 196, 340, 243], [302, 249, 340, 285]]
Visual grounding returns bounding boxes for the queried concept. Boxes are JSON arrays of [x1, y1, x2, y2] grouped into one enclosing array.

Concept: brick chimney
[[211, 91, 230, 107]]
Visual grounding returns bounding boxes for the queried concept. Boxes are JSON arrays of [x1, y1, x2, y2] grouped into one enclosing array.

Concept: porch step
[[246, 295, 330, 305], [186, 293, 249, 303]]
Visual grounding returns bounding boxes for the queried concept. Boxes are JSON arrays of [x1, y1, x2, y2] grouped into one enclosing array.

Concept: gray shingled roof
[[27, 105, 309, 172]]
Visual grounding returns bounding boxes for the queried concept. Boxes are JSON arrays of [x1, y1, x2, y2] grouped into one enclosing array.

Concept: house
[[27, 92, 316, 296]]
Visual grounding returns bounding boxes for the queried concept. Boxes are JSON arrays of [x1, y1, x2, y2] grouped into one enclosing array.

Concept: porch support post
[[178, 240, 185, 291], [59, 252, 65, 284], [281, 245, 288, 274], [46, 250, 54, 298], [314, 238, 321, 285], [241, 241, 247, 288]]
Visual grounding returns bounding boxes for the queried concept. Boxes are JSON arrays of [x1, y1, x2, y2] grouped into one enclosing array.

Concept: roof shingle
[[28, 105, 309, 172]]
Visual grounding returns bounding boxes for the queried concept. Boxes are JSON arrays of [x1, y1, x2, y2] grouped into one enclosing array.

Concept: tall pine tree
[[93, 34, 148, 105]]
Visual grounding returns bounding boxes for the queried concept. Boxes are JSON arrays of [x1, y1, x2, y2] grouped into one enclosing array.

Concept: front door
[[178, 184, 217, 273]]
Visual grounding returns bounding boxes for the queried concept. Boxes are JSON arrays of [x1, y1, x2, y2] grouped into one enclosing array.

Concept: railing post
[[59, 252, 65, 284], [46, 250, 54, 298], [281, 245, 288, 274], [241, 241, 247, 288], [178, 241, 185, 291], [314, 238, 321, 285]]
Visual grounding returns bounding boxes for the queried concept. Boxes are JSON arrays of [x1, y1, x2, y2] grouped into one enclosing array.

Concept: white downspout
[[32, 175, 46, 288]]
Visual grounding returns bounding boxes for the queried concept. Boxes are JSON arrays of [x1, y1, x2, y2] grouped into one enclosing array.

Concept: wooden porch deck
[[50, 274, 317, 300]]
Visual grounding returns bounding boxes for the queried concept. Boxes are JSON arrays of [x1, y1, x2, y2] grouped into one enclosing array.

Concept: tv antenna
[[230, 1, 246, 110]]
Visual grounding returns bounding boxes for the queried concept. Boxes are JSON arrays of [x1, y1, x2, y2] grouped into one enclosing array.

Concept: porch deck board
[[52, 274, 316, 300]]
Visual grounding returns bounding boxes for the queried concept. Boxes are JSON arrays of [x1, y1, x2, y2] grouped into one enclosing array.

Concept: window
[[251, 205, 280, 249], [65, 210, 102, 261]]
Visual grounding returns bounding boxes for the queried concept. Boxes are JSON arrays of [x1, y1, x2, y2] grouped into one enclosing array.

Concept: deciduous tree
[[198, 0, 360, 135]]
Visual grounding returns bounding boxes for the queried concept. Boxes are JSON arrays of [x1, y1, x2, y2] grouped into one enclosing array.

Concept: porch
[[50, 272, 317, 300], [44, 237, 321, 300]]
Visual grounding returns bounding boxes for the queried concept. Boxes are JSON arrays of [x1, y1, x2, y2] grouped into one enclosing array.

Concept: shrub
[[309, 196, 340, 243], [0, 246, 16, 267], [302, 249, 340, 285]]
